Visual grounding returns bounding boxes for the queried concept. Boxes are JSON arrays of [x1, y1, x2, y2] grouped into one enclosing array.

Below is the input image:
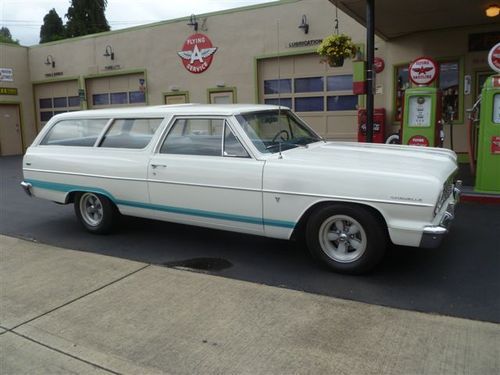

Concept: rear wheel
[[306, 204, 387, 274], [74, 192, 117, 234]]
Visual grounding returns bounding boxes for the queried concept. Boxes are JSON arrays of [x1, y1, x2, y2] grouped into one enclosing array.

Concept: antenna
[[277, 20, 283, 159]]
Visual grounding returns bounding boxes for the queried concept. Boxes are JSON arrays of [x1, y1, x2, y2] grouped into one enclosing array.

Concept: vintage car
[[21, 104, 461, 274]]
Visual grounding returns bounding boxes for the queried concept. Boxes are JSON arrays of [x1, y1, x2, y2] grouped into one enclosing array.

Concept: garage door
[[34, 80, 80, 129], [86, 73, 146, 109], [258, 53, 359, 140]]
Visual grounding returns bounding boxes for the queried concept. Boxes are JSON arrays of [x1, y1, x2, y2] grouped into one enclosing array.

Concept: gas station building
[[0, 0, 498, 164]]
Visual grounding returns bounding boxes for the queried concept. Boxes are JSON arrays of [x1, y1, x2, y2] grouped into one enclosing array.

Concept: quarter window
[[99, 118, 163, 149], [40, 119, 109, 147]]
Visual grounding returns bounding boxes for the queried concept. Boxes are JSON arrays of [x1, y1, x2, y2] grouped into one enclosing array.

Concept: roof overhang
[[330, 0, 500, 40]]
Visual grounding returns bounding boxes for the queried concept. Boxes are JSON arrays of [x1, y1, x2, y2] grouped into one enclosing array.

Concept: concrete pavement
[[1, 235, 499, 374]]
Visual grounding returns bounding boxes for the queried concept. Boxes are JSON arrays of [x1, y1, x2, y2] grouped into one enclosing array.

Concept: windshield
[[235, 110, 322, 153]]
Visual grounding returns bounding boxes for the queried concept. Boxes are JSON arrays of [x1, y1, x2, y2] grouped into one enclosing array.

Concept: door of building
[[0, 104, 23, 155]]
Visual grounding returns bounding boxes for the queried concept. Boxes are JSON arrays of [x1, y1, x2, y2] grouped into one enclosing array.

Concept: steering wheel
[[271, 129, 290, 143]]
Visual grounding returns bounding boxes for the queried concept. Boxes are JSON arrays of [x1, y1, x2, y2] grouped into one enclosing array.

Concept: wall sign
[[0, 87, 18, 95], [288, 39, 322, 48], [487, 42, 500, 73], [0, 68, 14, 82], [373, 57, 385, 73], [177, 33, 217, 74], [45, 72, 64, 78], [409, 57, 438, 86], [492, 136, 500, 155]]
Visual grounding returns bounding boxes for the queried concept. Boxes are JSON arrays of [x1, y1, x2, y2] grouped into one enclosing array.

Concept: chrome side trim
[[20, 181, 33, 197], [23, 168, 433, 207]]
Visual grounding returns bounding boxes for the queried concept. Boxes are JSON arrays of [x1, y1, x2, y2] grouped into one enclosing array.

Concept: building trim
[[31, 75, 80, 85], [163, 91, 190, 104]]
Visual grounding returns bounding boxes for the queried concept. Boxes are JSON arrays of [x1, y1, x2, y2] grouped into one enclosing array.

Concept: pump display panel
[[494, 94, 500, 124], [407, 96, 432, 127]]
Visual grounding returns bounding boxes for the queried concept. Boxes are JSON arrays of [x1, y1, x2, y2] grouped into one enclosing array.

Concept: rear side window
[[40, 119, 109, 146], [99, 118, 163, 149]]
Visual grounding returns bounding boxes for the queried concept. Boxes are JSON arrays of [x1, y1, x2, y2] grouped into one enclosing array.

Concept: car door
[[147, 116, 265, 235]]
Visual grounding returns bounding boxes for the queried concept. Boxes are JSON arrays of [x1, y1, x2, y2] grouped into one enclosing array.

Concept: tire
[[305, 204, 387, 274], [74, 192, 117, 234]]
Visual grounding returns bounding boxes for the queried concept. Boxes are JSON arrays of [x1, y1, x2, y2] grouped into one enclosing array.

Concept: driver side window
[[161, 118, 249, 158]]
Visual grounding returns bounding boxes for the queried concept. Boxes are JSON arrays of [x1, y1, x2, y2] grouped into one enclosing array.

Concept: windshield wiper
[[265, 141, 306, 151]]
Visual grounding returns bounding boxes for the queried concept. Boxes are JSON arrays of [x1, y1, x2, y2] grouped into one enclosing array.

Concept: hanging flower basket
[[317, 34, 357, 67], [328, 56, 345, 67]]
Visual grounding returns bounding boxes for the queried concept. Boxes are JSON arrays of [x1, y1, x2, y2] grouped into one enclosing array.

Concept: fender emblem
[[275, 197, 280, 203]]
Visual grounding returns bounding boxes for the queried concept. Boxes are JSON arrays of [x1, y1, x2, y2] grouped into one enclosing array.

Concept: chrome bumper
[[20, 181, 33, 197], [419, 180, 461, 248]]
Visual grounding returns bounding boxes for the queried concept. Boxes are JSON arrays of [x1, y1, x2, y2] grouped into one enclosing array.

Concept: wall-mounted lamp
[[298, 15, 309, 34], [485, 4, 499, 17], [187, 14, 198, 32], [169, 85, 180, 92], [103, 45, 115, 60], [44, 55, 55, 68], [216, 81, 225, 88]]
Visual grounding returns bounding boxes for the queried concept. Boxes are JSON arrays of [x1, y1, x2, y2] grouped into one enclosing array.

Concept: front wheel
[[74, 192, 117, 234], [306, 204, 387, 274]]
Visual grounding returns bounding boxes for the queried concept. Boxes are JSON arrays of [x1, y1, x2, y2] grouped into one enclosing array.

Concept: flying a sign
[[409, 57, 439, 86], [177, 33, 217, 74]]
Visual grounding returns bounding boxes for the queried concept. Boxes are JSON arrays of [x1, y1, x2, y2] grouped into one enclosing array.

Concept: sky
[[0, 0, 275, 46]]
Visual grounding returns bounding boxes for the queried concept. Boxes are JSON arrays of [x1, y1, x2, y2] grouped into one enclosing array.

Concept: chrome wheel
[[318, 214, 367, 263], [79, 193, 104, 227]]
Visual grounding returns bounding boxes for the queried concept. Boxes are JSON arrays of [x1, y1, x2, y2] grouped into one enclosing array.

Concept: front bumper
[[419, 180, 461, 248]]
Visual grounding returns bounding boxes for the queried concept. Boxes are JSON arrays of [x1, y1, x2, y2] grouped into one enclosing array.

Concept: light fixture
[[486, 4, 500, 17], [103, 45, 115, 60], [44, 55, 55, 68], [298, 15, 309, 34], [216, 81, 225, 88], [187, 14, 198, 31]]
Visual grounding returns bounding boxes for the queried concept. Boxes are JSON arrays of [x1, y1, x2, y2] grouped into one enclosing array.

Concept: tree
[[0, 27, 20, 45], [40, 9, 65, 43], [65, 0, 110, 38]]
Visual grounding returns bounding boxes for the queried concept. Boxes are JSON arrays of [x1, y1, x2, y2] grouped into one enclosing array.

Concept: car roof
[[52, 104, 289, 119]]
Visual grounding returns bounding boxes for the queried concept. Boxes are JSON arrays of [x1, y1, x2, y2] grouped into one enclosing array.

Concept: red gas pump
[[358, 108, 386, 143]]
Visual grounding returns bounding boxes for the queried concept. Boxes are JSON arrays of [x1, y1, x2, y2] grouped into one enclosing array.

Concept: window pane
[[68, 96, 80, 107], [40, 119, 109, 146], [100, 118, 162, 149], [395, 65, 410, 121], [295, 97, 324, 112], [161, 118, 224, 156], [264, 98, 292, 108], [224, 124, 249, 158], [440, 62, 459, 121], [39, 98, 52, 109], [264, 79, 292, 94], [327, 95, 358, 111], [129, 91, 146, 104], [93, 93, 109, 106], [327, 75, 353, 91], [110, 92, 128, 105], [53, 97, 68, 108], [40, 111, 53, 122], [294, 77, 324, 93]]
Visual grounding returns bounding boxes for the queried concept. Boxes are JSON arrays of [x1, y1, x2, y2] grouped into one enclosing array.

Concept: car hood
[[262, 142, 458, 205]]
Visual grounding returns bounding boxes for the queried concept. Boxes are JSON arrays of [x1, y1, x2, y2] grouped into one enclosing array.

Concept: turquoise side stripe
[[26, 179, 296, 229]]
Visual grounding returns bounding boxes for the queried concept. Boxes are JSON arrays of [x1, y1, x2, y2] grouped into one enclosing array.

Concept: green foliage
[[40, 9, 65, 43], [0, 27, 20, 45], [65, 0, 110, 38], [317, 34, 357, 59]]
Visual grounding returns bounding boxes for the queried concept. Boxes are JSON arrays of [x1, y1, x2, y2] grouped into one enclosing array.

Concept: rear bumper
[[419, 180, 461, 248], [20, 181, 33, 197]]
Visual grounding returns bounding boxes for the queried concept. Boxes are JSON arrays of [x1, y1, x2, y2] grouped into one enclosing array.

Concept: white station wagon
[[21, 104, 461, 274]]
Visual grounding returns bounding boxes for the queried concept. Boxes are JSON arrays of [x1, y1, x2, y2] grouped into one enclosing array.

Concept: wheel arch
[[291, 200, 390, 241]]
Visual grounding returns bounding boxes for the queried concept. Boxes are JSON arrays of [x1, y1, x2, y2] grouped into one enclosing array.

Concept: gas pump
[[400, 57, 443, 147], [470, 43, 500, 193]]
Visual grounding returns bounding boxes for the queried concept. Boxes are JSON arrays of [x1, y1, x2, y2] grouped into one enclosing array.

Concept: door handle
[[151, 164, 167, 169]]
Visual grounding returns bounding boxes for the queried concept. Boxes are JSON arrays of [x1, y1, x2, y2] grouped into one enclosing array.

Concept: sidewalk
[[1, 235, 498, 375]]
